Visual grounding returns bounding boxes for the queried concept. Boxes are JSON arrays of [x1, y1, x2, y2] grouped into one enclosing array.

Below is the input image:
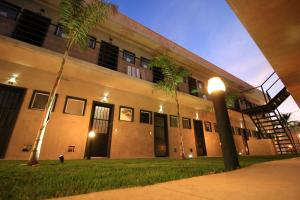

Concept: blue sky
[[112, 0, 299, 120]]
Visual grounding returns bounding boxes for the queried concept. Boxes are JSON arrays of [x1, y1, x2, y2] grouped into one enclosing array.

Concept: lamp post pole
[[208, 77, 240, 171]]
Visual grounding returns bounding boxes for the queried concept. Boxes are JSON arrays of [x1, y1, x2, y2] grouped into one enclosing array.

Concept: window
[[63, 96, 86, 116], [170, 115, 178, 127], [182, 118, 191, 129], [119, 106, 134, 122], [140, 57, 150, 68], [204, 121, 212, 132], [123, 50, 135, 64], [213, 123, 218, 132], [88, 36, 96, 49], [231, 126, 235, 135], [127, 66, 141, 79], [188, 76, 198, 96], [0, 1, 20, 20], [29, 90, 58, 111], [54, 24, 67, 38], [140, 110, 152, 124]]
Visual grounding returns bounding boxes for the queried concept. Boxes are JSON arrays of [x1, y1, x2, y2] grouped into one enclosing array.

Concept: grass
[[0, 155, 299, 200]]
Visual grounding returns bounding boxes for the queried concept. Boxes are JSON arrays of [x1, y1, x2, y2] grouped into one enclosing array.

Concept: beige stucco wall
[[1, 60, 276, 160]]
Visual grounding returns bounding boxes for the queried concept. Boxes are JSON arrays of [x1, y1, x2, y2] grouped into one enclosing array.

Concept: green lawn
[[0, 155, 299, 200]]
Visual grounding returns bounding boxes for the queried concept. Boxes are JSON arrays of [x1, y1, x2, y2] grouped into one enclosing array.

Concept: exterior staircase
[[239, 72, 300, 154]]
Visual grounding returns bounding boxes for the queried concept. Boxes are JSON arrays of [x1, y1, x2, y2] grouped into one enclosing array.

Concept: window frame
[[204, 121, 212, 132], [140, 57, 150, 69], [140, 109, 152, 124], [182, 117, 191, 129], [169, 115, 178, 128], [28, 90, 58, 111], [0, 1, 21, 20], [119, 106, 134, 122], [63, 96, 87, 116], [88, 36, 97, 49], [213, 123, 218, 132], [123, 50, 135, 64]]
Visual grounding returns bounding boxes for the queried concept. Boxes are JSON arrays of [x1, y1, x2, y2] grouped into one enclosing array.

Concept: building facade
[[0, 0, 276, 160]]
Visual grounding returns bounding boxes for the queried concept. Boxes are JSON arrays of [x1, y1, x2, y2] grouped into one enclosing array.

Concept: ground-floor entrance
[[154, 113, 169, 157], [0, 84, 26, 158], [85, 101, 114, 158], [193, 120, 207, 156]]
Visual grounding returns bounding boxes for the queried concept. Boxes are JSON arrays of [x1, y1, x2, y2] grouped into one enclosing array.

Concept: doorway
[[0, 84, 26, 158], [12, 9, 51, 46], [193, 120, 207, 156], [86, 101, 114, 158], [154, 113, 169, 157]]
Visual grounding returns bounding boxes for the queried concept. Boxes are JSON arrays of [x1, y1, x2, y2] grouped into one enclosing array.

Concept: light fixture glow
[[188, 154, 193, 159], [238, 152, 242, 155], [101, 92, 109, 103], [298, 134, 300, 138], [88, 131, 96, 138], [288, 145, 292, 148], [195, 112, 199, 120], [159, 105, 163, 113], [207, 77, 226, 94], [8, 74, 18, 85]]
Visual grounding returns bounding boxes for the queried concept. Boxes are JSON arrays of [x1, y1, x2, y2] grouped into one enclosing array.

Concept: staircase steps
[[240, 86, 300, 155]]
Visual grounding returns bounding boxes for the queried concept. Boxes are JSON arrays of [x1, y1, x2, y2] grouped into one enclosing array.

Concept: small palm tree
[[28, 0, 117, 165], [149, 55, 190, 159], [281, 112, 292, 125]]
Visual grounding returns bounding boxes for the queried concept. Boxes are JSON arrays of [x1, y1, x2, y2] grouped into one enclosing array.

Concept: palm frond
[[59, 0, 118, 49]]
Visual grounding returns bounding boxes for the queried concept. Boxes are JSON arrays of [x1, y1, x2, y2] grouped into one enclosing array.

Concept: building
[[227, 0, 300, 108], [0, 0, 277, 160]]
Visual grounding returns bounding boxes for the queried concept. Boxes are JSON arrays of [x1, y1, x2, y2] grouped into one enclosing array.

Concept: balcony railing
[[0, 6, 209, 100]]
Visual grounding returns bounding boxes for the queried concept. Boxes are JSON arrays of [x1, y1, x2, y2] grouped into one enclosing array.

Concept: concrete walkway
[[54, 158, 300, 200]]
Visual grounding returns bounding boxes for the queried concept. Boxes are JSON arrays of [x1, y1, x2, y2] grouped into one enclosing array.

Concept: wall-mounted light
[[8, 74, 18, 85], [288, 145, 293, 148], [88, 131, 96, 138], [158, 105, 163, 113], [240, 120, 243, 128], [149, 131, 152, 136], [188, 154, 193, 159], [101, 92, 109, 103], [195, 112, 199, 120], [298, 134, 300, 138], [238, 152, 242, 155]]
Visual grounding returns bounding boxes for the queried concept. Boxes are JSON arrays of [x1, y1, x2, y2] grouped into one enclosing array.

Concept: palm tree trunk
[[175, 90, 186, 159], [27, 40, 73, 165]]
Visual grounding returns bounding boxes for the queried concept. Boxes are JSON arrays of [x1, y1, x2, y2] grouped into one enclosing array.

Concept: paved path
[[54, 158, 300, 200]]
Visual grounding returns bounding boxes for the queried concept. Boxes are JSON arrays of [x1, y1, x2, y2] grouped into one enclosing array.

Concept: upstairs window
[[54, 24, 67, 38], [188, 76, 198, 96], [0, 1, 20, 20], [170, 115, 178, 127], [140, 110, 152, 124], [88, 36, 96, 49], [182, 118, 191, 129], [140, 57, 150, 69], [123, 50, 135, 64]]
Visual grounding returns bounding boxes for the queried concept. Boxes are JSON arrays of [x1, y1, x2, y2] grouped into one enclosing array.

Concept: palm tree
[[149, 55, 190, 159], [281, 112, 292, 125], [28, 0, 117, 165]]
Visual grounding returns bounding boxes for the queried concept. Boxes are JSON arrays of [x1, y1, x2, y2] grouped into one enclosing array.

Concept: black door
[[0, 84, 26, 158], [98, 41, 119, 71], [154, 113, 169, 157], [86, 102, 114, 157], [193, 120, 207, 156], [12, 9, 51, 46]]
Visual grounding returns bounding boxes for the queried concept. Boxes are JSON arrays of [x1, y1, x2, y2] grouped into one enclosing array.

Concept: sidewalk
[[53, 157, 300, 200]]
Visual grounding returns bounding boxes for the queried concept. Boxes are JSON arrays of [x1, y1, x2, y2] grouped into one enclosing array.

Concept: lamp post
[[87, 131, 96, 159], [208, 77, 240, 171]]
